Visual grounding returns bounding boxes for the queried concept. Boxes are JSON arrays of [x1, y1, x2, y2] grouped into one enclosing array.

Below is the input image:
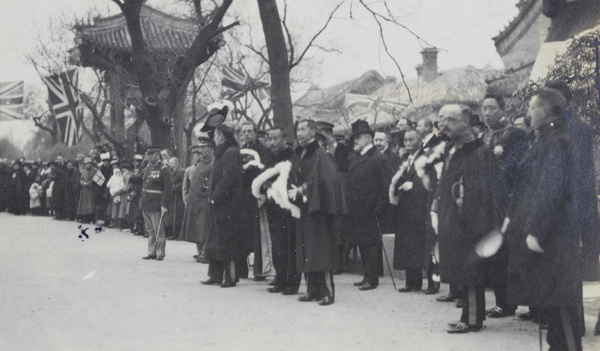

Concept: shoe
[[268, 279, 279, 286], [193, 254, 200, 259], [447, 321, 461, 327], [353, 279, 366, 287], [456, 299, 464, 308], [220, 282, 236, 288], [298, 294, 321, 302], [282, 289, 298, 295], [447, 322, 481, 334], [253, 276, 267, 281], [143, 234, 149, 238], [268, 286, 285, 293], [200, 278, 220, 285], [398, 286, 420, 292], [142, 255, 157, 260], [517, 311, 534, 321], [199, 258, 209, 264], [359, 282, 377, 291], [486, 306, 515, 318], [156, 257, 164, 261], [437, 293, 459, 302], [318, 296, 334, 306], [424, 287, 439, 295]]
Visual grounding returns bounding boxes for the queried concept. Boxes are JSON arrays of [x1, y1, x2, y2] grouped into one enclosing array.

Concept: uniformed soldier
[[141, 146, 173, 261]]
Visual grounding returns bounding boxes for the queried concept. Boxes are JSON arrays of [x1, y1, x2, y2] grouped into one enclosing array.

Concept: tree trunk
[[172, 96, 186, 167], [257, 0, 294, 140]]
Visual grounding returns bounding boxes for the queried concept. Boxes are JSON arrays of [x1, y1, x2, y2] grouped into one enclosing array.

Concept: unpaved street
[[1, 212, 599, 351]]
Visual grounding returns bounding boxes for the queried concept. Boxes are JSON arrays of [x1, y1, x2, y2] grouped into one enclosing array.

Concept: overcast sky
[[0, 0, 520, 148], [0, 0, 519, 85]]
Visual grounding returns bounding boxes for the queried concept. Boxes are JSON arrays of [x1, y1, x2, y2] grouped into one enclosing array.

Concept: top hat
[[200, 106, 228, 132], [348, 119, 374, 140]]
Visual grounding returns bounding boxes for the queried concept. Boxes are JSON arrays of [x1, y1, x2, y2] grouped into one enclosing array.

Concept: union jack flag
[[42, 70, 82, 147], [221, 65, 250, 91], [0, 81, 24, 120]]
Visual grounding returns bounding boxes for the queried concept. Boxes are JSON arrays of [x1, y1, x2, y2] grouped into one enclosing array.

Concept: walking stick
[[157, 210, 166, 239], [375, 213, 397, 291]]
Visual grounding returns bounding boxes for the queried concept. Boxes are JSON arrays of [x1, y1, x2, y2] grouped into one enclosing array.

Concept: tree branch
[[289, 0, 344, 71]]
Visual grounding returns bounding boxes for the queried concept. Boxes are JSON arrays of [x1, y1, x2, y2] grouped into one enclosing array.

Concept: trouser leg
[[143, 210, 166, 257], [450, 284, 461, 297], [546, 306, 583, 351], [358, 243, 379, 286], [311, 271, 335, 300], [208, 260, 224, 283], [427, 256, 439, 289], [405, 267, 423, 289], [224, 259, 236, 284], [306, 272, 321, 297], [459, 286, 485, 328], [196, 243, 204, 255]]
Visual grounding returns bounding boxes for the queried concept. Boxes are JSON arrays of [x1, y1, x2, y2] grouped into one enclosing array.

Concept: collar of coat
[[296, 139, 320, 158], [214, 139, 239, 158]]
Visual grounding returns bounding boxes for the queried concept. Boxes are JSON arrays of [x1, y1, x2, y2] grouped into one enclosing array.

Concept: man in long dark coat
[[480, 94, 528, 319], [391, 130, 430, 292], [64, 161, 81, 221], [290, 120, 346, 306], [165, 157, 185, 240], [9, 161, 29, 215], [179, 138, 213, 262], [202, 124, 243, 288], [434, 104, 499, 333], [506, 89, 586, 351], [345, 120, 393, 291], [51, 157, 67, 220], [253, 127, 301, 295]]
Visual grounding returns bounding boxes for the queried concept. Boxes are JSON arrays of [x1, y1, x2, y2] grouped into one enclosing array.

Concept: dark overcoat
[[506, 123, 581, 308], [392, 151, 431, 269], [292, 140, 347, 272], [51, 165, 66, 213], [166, 167, 185, 231], [179, 159, 212, 244], [345, 147, 393, 245], [205, 139, 243, 261], [9, 168, 29, 215], [63, 167, 81, 217], [436, 139, 499, 286]]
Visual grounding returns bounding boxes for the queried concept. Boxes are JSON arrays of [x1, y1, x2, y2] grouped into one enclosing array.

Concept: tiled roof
[[378, 65, 504, 112], [493, 0, 537, 44], [74, 5, 199, 53]]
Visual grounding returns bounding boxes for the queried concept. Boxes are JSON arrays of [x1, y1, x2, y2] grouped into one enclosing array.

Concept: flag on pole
[[92, 169, 105, 186], [221, 66, 250, 91], [0, 81, 24, 120], [42, 70, 82, 146]]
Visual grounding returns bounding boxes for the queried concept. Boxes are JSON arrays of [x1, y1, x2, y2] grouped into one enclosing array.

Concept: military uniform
[[141, 159, 172, 259]]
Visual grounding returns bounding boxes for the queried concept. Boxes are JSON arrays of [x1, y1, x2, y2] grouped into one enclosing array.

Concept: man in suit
[[290, 120, 346, 306], [345, 120, 394, 291], [434, 105, 499, 333], [480, 94, 528, 319], [374, 131, 401, 170], [391, 130, 431, 293]]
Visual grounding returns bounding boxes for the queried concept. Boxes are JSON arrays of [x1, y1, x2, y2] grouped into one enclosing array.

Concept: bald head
[[438, 104, 472, 141]]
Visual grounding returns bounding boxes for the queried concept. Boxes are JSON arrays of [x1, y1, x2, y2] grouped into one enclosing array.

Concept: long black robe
[[506, 122, 581, 308], [205, 139, 243, 261], [9, 168, 29, 215], [291, 140, 347, 272], [436, 139, 499, 287]]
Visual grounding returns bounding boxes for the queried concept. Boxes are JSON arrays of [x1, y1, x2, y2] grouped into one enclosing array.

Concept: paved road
[[1, 212, 599, 351]]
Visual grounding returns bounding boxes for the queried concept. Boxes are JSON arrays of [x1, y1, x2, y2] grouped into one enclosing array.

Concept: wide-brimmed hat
[[200, 106, 228, 132], [197, 136, 214, 148], [348, 119, 374, 140], [83, 157, 92, 164]]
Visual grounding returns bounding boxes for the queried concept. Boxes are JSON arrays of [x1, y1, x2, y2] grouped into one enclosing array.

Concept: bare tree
[[109, 0, 239, 163]]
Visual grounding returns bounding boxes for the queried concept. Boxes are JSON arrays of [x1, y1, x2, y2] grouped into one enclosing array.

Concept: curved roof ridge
[[492, 0, 536, 43]]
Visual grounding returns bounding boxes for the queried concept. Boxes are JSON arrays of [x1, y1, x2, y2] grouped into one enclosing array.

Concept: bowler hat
[[348, 119, 374, 140]]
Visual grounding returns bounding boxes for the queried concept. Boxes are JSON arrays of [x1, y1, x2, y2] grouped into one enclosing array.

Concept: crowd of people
[[1, 80, 599, 350]]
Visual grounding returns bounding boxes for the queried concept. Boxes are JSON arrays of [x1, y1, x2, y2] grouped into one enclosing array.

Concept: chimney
[[415, 64, 423, 79], [420, 47, 439, 83]]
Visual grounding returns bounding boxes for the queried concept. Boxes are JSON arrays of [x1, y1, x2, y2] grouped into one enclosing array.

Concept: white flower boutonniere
[[493, 145, 504, 157]]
